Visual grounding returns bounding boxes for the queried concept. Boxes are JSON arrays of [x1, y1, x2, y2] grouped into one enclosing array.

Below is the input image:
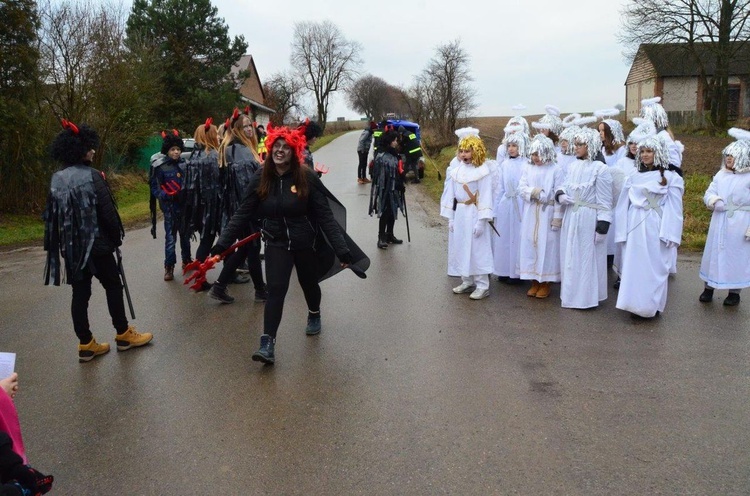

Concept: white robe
[[518, 163, 564, 282], [615, 170, 684, 317], [559, 159, 613, 309], [699, 169, 750, 289], [492, 155, 525, 278], [441, 156, 461, 266], [611, 155, 637, 274], [605, 151, 629, 256], [556, 152, 576, 180], [441, 161, 495, 277]]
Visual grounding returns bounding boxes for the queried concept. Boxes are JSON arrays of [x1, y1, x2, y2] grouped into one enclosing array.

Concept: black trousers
[[216, 236, 264, 290], [378, 201, 396, 237], [71, 253, 129, 344], [263, 245, 320, 338], [195, 233, 216, 262], [357, 151, 369, 179]]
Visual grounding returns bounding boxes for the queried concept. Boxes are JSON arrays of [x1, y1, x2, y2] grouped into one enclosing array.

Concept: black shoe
[[230, 273, 251, 284], [305, 312, 321, 335], [613, 277, 621, 290], [699, 288, 714, 303], [208, 283, 235, 304], [723, 292, 741, 306], [497, 276, 509, 282], [252, 334, 275, 364], [502, 277, 522, 286], [196, 281, 212, 293], [254, 286, 268, 302], [377, 236, 388, 249], [386, 234, 403, 244], [236, 261, 250, 274]]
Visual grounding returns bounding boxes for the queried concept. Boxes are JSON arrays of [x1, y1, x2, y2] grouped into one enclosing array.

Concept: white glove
[[662, 239, 677, 249], [558, 194, 575, 206], [473, 220, 486, 238], [594, 232, 607, 244], [531, 188, 542, 200], [448, 220, 454, 232], [713, 200, 727, 212]]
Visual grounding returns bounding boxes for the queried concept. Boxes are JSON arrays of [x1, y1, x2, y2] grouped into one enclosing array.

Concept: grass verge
[[0, 172, 151, 248]]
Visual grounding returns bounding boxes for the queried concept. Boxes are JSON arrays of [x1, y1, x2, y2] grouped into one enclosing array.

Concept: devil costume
[[184, 144, 223, 262], [369, 132, 406, 247], [150, 132, 191, 275], [44, 123, 133, 347], [615, 134, 684, 318]]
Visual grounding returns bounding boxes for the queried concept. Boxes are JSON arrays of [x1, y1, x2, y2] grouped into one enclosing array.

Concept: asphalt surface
[[1, 131, 749, 495]]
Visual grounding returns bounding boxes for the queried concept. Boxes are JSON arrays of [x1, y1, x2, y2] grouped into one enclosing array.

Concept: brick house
[[231, 54, 274, 125], [625, 42, 750, 125]]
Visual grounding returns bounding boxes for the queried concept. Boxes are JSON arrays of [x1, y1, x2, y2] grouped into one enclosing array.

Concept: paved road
[[1, 131, 749, 495]]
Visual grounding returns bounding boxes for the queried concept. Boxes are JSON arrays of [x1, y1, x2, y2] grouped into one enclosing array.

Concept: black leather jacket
[[217, 168, 348, 255]]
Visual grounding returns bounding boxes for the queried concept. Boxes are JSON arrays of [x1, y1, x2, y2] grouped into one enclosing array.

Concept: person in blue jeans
[[150, 131, 192, 281]]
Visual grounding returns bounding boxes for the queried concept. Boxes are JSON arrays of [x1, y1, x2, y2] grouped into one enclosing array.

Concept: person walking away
[[44, 120, 152, 361]]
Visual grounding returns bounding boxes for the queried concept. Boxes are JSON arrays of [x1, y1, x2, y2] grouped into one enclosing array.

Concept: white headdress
[[635, 133, 670, 170], [573, 115, 598, 128], [503, 131, 529, 158], [603, 119, 625, 145], [723, 127, 750, 173], [528, 134, 557, 165], [639, 96, 669, 131], [532, 104, 564, 136], [572, 127, 603, 162], [455, 127, 480, 142], [507, 115, 530, 136], [559, 125, 581, 155], [562, 113, 581, 128]]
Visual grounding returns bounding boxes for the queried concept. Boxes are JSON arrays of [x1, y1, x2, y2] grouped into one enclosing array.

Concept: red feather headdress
[[264, 123, 307, 165]]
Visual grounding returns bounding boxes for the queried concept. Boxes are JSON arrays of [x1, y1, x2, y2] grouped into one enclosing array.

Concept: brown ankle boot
[[536, 282, 551, 299], [527, 280, 540, 297], [164, 265, 174, 281]]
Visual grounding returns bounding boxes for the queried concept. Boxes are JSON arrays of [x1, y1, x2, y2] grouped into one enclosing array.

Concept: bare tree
[[263, 71, 304, 126], [290, 20, 362, 130], [619, 0, 750, 128], [38, 0, 162, 168], [409, 40, 476, 143], [347, 74, 399, 121]]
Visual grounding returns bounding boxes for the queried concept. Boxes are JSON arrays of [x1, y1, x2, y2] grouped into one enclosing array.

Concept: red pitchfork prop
[[183, 232, 262, 290]]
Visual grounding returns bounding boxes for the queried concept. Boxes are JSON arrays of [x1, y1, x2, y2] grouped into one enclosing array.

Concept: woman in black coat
[[213, 125, 352, 364]]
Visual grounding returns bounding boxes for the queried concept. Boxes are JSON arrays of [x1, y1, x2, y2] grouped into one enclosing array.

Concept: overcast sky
[[125, 0, 634, 120]]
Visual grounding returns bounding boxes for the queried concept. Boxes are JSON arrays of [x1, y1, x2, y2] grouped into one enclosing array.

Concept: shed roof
[[638, 42, 750, 77]]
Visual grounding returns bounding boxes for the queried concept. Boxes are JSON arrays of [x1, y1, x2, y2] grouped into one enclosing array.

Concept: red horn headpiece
[[231, 108, 240, 123], [204, 117, 213, 131], [61, 119, 79, 135], [161, 130, 167, 138], [243, 106, 250, 115], [172, 129, 179, 136]]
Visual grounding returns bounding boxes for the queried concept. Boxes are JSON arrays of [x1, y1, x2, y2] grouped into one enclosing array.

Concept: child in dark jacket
[[150, 131, 192, 281]]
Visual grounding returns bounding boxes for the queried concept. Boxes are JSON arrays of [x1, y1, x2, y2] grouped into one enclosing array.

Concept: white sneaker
[[469, 288, 490, 300], [452, 282, 476, 294]]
